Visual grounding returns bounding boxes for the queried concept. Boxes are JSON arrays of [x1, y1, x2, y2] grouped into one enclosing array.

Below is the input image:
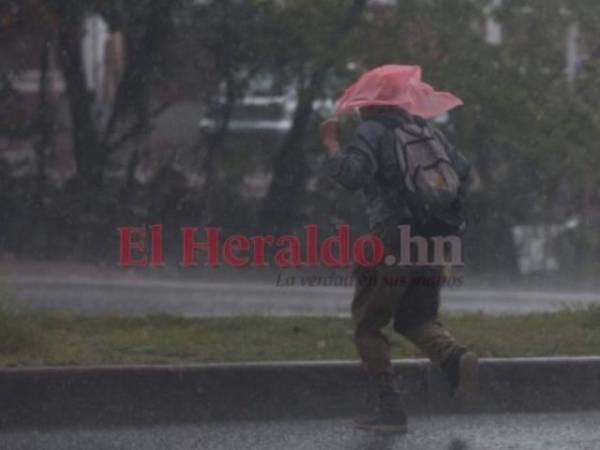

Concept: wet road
[[3, 275, 600, 316], [2, 412, 599, 450]]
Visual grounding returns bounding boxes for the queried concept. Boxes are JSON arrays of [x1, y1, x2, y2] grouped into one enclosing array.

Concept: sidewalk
[[1, 357, 599, 429]]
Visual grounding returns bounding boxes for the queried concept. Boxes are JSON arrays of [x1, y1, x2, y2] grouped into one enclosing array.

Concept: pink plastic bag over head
[[335, 65, 463, 119]]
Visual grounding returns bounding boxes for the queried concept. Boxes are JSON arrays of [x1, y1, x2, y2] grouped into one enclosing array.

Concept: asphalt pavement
[[3, 275, 600, 316], [2, 412, 600, 450]]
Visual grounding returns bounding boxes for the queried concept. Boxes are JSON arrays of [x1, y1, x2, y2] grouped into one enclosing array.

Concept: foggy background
[[1, 0, 600, 305]]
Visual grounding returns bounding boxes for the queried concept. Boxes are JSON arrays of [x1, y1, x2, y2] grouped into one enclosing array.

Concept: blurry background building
[[0, 0, 599, 280]]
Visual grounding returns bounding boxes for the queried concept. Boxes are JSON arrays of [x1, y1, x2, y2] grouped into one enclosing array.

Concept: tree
[[258, 0, 368, 235], [44, 0, 179, 190]]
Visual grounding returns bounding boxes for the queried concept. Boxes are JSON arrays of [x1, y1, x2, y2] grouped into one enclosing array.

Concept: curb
[[1, 357, 600, 429]]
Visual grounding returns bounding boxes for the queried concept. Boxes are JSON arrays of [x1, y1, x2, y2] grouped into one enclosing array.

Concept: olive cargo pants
[[351, 224, 463, 377]]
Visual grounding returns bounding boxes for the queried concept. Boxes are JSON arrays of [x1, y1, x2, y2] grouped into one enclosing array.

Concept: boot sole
[[453, 351, 479, 409]]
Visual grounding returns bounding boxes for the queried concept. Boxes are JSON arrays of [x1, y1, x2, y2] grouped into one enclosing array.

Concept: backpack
[[374, 115, 470, 236]]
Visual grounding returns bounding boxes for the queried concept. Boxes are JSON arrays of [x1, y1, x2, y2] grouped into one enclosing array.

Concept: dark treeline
[[0, 0, 599, 279]]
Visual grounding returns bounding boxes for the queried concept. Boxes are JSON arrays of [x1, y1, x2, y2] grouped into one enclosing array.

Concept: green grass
[[1, 303, 600, 367]]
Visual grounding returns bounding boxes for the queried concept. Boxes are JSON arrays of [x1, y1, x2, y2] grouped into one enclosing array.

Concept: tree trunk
[[33, 35, 53, 208], [198, 0, 238, 226], [259, 0, 367, 235], [57, 22, 103, 189], [103, 0, 176, 147], [31, 34, 55, 256]]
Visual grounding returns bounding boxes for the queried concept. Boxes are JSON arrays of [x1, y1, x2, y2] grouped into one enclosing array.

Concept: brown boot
[[354, 372, 408, 433], [442, 349, 479, 408]]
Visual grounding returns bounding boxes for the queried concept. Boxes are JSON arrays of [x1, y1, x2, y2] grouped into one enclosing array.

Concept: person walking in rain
[[321, 65, 478, 432]]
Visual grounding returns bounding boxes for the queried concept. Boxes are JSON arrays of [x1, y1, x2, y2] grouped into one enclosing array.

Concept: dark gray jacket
[[326, 112, 469, 230]]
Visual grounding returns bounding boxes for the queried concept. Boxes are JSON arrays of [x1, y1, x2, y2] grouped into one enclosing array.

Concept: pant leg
[[351, 222, 415, 376], [359, 222, 464, 369], [394, 265, 463, 364], [402, 319, 463, 365], [393, 265, 442, 334], [351, 263, 410, 376]]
